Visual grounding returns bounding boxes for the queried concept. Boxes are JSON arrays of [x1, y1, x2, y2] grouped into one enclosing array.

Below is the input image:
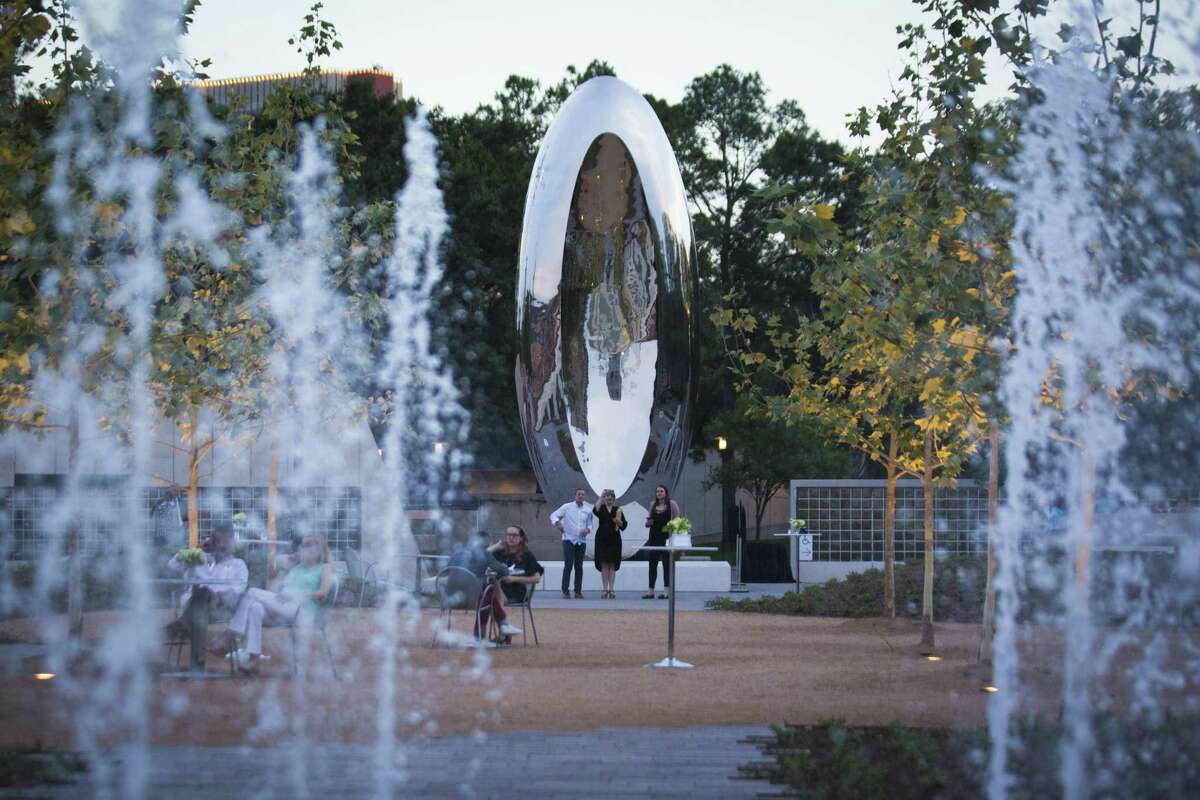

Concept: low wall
[[795, 561, 888, 585], [538, 560, 730, 593], [472, 493, 555, 555]]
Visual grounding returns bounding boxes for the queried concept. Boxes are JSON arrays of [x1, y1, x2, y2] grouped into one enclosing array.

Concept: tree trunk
[[754, 502, 765, 539], [66, 407, 83, 636], [883, 430, 898, 619], [186, 407, 201, 548], [978, 417, 1000, 664], [267, 433, 279, 579], [919, 425, 936, 652], [1076, 446, 1095, 592]]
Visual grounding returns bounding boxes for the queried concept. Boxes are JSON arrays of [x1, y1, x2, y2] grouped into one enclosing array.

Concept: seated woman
[[488, 526, 544, 642], [226, 532, 333, 673], [449, 531, 524, 641], [489, 526, 544, 602]]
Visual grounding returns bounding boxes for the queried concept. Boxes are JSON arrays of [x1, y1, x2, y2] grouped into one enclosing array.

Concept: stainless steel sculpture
[[516, 76, 698, 553]]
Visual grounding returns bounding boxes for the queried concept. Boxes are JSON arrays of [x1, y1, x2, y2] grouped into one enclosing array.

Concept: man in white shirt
[[549, 487, 593, 598], [165, 525, 248, 647]]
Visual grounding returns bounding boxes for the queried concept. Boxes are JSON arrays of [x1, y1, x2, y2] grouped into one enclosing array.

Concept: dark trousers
[[561, 540, 585, 594], [174, 586, 213, 670], [648, 552, 671, 590], [475, 582, 506, 637]]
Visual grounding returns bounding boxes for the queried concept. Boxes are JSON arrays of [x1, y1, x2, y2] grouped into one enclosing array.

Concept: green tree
[[144, 2, 380, 546], [703, 401, 852, 539], [425, 60, 615, 468], [666, 65, 859, 456], [717, 1, 1042, 643]]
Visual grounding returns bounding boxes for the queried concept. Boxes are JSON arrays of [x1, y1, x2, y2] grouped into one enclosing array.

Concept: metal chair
[[503, 581, 539, 646], [340, 551, 372, 606], [164, 585, 247, 677], [214, 589, 250, 678], [164, 614, 187, 667], [432, 566, 487, 647], [264, 577, 341, 679]]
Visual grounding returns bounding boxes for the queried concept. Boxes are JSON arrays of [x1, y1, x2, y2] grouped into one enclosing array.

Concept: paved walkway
[[3, 726, 779, 799]]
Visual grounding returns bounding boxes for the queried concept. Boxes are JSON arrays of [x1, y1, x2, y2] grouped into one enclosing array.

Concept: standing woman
[[643, 485, 681, 599], [592, 489, 627, 599]]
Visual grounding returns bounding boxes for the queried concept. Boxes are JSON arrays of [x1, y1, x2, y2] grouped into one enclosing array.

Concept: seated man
[[164, 524, 248, 648], [447, 531, 522, 641]]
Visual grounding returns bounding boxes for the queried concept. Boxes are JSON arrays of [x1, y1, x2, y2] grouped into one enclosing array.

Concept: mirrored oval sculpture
[[516, 76, 698, 552]]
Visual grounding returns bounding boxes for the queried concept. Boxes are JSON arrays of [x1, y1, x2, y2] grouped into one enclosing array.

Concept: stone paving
[[2, 726, 779, 799]]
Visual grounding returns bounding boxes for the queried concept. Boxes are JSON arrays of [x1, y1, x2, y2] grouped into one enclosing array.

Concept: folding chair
[[164, 610, 187, 667], [503, 582, 539, 646], [343, 548, 376, 607], [214, 589, 250, 678], [432, 566, 488, 646], [265, 577, 341, 679], [164, 586, 247, 677]]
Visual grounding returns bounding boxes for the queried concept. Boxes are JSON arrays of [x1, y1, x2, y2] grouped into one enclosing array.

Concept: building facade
[[193, 68, 400, 112]]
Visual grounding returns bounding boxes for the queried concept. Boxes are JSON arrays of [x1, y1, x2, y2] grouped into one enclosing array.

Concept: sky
[[179, 0, 993, 145]]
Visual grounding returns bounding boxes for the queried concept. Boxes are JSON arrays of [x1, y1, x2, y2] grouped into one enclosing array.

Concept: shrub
[[0, 747, 86, 788], [742, 721, 979, 800], [741, 713, 1200, 799], [2, 557, 136, 615], [708, 556, 986, 622]]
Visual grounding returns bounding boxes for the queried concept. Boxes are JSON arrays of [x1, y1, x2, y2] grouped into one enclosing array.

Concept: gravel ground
[[3, 606, 1194, 750]]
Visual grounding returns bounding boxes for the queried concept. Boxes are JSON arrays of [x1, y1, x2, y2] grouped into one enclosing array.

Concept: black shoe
[[574, 591, 584, 599], [562, 591, 571, 599]]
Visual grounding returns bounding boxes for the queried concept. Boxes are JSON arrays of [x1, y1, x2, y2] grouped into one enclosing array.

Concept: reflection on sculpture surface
[[516, 77, 697, 554]]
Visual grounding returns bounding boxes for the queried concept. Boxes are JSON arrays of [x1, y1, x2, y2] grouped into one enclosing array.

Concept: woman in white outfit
[[227, 533, 333, 674]]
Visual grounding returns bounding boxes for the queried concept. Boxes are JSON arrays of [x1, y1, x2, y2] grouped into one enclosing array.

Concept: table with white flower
[[641, 517, 716, 670], [772, 518, 820, 595]]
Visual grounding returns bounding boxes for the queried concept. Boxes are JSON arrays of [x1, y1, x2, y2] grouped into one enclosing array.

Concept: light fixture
[[433, 441, 445, 455], [983, 685, 999, 693], [925, 655, 942, 662], [377, 448, 383, 457], [717, 436, 728, 451], [34, 673, 55, 681]]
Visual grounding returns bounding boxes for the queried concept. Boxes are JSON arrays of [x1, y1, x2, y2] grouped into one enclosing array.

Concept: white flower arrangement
[[665, 516, 693, 547], [175, 547, 206, 568], [664, 517, 693, 534], [789, 518, 807, 532]]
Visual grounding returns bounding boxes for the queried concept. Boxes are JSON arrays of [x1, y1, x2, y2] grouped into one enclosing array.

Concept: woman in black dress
[[592, 489, 627, 599], [643, 484, 679, 599]]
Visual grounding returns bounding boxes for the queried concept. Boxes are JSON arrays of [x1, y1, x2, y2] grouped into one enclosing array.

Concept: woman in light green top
[[227, 533, 333, 674]]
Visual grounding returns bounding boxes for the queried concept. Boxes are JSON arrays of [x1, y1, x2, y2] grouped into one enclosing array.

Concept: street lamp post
[[717, 435, 733, 555], [718, 435, 748, 592]]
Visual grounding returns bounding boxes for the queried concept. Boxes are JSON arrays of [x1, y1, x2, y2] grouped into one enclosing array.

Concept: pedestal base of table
[[648, 656, 694, 669], [639, 545, 717, 671]]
